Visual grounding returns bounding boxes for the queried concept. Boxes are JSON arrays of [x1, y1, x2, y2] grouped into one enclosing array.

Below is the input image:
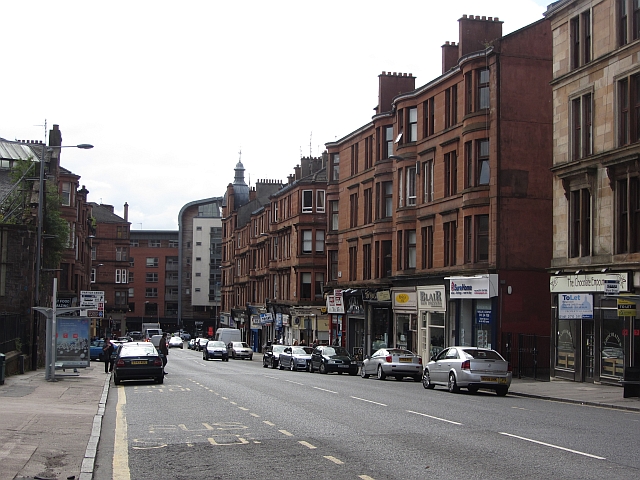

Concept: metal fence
[[501, 332, 550, 381], [0, 313, 25, 354]]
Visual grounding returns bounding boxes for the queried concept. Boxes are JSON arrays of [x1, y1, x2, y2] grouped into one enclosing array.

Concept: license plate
[[338, 364, 349, 368], [131, 360, 147, 365], [399, 358, 413, 363], [481, 376, 507, 384]]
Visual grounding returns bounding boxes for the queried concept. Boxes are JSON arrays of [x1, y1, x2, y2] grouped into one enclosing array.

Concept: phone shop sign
[[559, 293, 593, 319]]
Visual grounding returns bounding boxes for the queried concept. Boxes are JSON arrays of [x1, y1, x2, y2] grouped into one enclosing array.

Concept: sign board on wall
[[558, 293, 594, 319], [550, 273, 629, 293], [326, 294, 345, 314], [417, 286, 446, 312], [447, 275, 498, 299], [392, 289, 417, 310]]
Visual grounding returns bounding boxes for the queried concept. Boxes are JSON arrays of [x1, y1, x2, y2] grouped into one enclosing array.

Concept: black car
[[203, 341, 229, 361], [262, 344, 288, 369], [309, 345, 358, 375], [113, 342, 164, 385]]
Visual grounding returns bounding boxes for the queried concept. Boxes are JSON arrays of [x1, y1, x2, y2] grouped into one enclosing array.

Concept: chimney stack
[[124, 202, 129, 222], [442, 41, 459, 73], [377, 71, 416, 114], [458, 14, 503, 58]]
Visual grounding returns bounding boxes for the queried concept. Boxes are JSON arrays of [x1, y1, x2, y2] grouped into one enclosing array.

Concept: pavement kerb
[[508, 390, 640, 412], [79, 371, 112, 480]]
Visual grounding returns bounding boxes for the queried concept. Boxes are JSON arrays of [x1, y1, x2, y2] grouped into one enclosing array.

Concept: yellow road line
[[113, 386, 131, 480]]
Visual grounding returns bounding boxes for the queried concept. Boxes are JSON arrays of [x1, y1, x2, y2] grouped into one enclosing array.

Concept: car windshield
[[323, 347, 349, 356], [233, 342, 249, 348], [461, 349, 504, 361], [388, 349, 414, 356], [120, 346, 157, 357], [208, 341, 226, 347], [272, 345, 286, 353], [292, 347, 312, 355]]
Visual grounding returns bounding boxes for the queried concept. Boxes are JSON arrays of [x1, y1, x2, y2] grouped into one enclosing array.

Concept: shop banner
[[417, 286, 446, 312], [326, 294, 344, 314], [550, 273, 629, 293], [558, 293, 593, 319], [56, 317, 90, 368], [447, 275, 498, 298], [393, 289, 417, 310]]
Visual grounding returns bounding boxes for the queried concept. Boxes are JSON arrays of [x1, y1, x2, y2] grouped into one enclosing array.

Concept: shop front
[[550, 272, 634, 383], [392, 288, 417, 352], [416, 285, 447, 362], [446, 275, 499, 349]]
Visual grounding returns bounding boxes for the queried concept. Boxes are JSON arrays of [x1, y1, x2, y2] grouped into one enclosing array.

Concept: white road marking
[[313, 386, 338, 394], [250, 413, 260, 417], [238, 407, 249, 411], [279, 429, 294, 436], [351, 396, 387, 407], [299, 441, 317, 449], [359, 476, 376, 480], [324, 455, 344, 465], [499, 432, 606, 459], [407, 410, 463, 425], [263, 421, 276, 426], [284, 379, 305, 385]]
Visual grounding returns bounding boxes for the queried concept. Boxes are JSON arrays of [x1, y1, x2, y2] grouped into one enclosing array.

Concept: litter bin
[[0, 353, 5, 385], [622, 366, 640, 398]]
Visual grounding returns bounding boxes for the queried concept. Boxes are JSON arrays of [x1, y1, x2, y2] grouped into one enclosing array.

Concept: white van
[[214, 328, 242, 345]]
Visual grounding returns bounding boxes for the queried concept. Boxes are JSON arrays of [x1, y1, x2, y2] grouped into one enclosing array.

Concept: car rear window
[[120, 346, 157, 357], [388, 349, 413, 356], [462, 349, 504, 360], [208, 341, 226, 347]]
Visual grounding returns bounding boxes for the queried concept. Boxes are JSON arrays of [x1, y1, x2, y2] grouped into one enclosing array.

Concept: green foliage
[[0, 158, 36, 224], [43, 182, 69, 269]]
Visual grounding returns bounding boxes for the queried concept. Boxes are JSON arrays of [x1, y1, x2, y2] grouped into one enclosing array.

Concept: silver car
[[279, 346, 313, 371], [422, 346, 512, 396], [360, 348, 423, 381], [227, 341, 253, 360]]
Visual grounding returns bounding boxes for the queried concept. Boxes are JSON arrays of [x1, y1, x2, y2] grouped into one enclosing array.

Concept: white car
[[168, 336, 183, 349], [227, 341, 253, 360]]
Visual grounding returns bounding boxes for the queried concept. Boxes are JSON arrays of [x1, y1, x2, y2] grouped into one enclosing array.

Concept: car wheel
[[290, 360, 296, 371], [468, 386, 479, 394], [309, 363, 315, 373], [423, 370, 434, 389], [279, 362, 284, 370], [271, 358, 276, 369], [360, 365, 369, 379], [377, 365, 386, 380], [319, 363, 327, 374], [348, 370, 358, 376], [249, 356, 253, 361], [263, 359, 268, 368], [413, 375, 422, 382], [114, 376, 121, 385], [156, 376, 164, 384], [448, 372, 459, 393], [496, 387, 508, 397], [395, 375, 403, 381]]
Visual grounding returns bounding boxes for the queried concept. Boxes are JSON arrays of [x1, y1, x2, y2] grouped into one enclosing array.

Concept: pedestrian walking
[[102, 338, 115, 373], [159, 332, 169, 374]]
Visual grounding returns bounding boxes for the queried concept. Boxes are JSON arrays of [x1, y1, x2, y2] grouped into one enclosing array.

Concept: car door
[[430, 348, 450, 384], [368, 349, 386, 375]]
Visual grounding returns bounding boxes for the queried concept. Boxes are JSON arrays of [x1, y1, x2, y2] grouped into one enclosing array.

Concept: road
[[94, 344, 640, 480]]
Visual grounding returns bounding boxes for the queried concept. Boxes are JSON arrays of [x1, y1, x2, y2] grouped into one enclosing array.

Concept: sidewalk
[[0, 365, 638, 480], [0, 364, 109, 480]]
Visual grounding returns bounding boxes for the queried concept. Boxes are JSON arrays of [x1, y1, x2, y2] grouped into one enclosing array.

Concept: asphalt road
[[94, 345, 640, 480]]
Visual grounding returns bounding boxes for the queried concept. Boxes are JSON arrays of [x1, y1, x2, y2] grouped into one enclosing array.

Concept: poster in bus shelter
[[56, 317, 91, 368]]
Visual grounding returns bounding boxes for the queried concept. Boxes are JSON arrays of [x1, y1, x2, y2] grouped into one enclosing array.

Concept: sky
[[1, 0, 551, 230]]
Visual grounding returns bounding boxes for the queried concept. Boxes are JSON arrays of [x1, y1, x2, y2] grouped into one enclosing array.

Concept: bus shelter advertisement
[[56, 317, 91, 368]]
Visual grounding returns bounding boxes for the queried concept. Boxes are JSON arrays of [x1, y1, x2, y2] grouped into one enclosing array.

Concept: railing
[[0, 313, 25, 354], [501, 332, 550, 381]]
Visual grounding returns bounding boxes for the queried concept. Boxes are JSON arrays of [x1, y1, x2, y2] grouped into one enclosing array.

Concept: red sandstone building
[[324, 14, 554, 372]]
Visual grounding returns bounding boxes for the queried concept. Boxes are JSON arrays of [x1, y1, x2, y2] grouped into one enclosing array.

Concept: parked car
[[227, 342, 253, 360], [195, 337, 209, 351], [129, 331, 143, 341], [188, 338, 196, 350], [90, 339, 105, 361], [180, 332, 191, 341], [203, 341, 229, 361], [279, 346, 313, 371], [422, 346, 512, 396], [309, 346, 358, 375], [168, 336, 184, 349], [262, 344, 287, 369], [360, 348, 422, 381], [113, 342, 164, 385]]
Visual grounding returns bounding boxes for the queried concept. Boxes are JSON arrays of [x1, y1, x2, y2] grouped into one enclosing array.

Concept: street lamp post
[[33, 141, 93, 373]]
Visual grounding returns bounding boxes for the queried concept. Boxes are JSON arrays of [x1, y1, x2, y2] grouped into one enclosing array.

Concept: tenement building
[[324, 14, 554, 371], [545, 0, 640, 383]]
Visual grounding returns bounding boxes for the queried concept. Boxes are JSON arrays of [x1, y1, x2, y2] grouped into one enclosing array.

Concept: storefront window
[[372, 308, 390, 352], [395, 314, 410, 349], [556, 319, 577, 371], [601, 312, 625, 378], [475, 298, 493, 349], [429, 312, 445, 358]]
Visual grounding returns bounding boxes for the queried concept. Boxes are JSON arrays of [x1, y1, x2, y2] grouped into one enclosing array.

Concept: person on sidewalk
[[102, 339, 115, 373], [159, 332, 169, 374]]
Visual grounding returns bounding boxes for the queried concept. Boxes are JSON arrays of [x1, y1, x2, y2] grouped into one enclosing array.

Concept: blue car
[[90, 339, 105, 361]]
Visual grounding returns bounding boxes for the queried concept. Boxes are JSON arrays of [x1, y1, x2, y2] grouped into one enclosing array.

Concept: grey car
[[279, 346, 313, 371], [422, 346, 512, 396], [227, 341, 253, 360], [360, 348, 422, 381]]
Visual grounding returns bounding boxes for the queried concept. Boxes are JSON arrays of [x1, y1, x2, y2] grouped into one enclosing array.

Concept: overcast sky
[[2, 0, 550, 230]]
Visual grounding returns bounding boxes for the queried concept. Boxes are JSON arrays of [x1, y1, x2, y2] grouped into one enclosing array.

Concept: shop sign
[[282, 314, 290, 326], [275, 313, 283, 329], [550, 272, 628, 293], [377, 290, 391, 302], [259, 312, 273, 325], [346, 296, 364, 314], [447, 275, 498, 299], [476, 309, 492, 324], [617, 298, 636, 317], [558, 293, 593, 319], [326, 294, 344, 314], [417, 286, 446, 312], [251, 315, 262, 327], [393, 289, 417, 310]]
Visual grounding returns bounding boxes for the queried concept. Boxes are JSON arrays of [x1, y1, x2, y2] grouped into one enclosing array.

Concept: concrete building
[[177, 197, 223, 337], [545, 0, 640, 383], [324, 13, 554, 373]]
